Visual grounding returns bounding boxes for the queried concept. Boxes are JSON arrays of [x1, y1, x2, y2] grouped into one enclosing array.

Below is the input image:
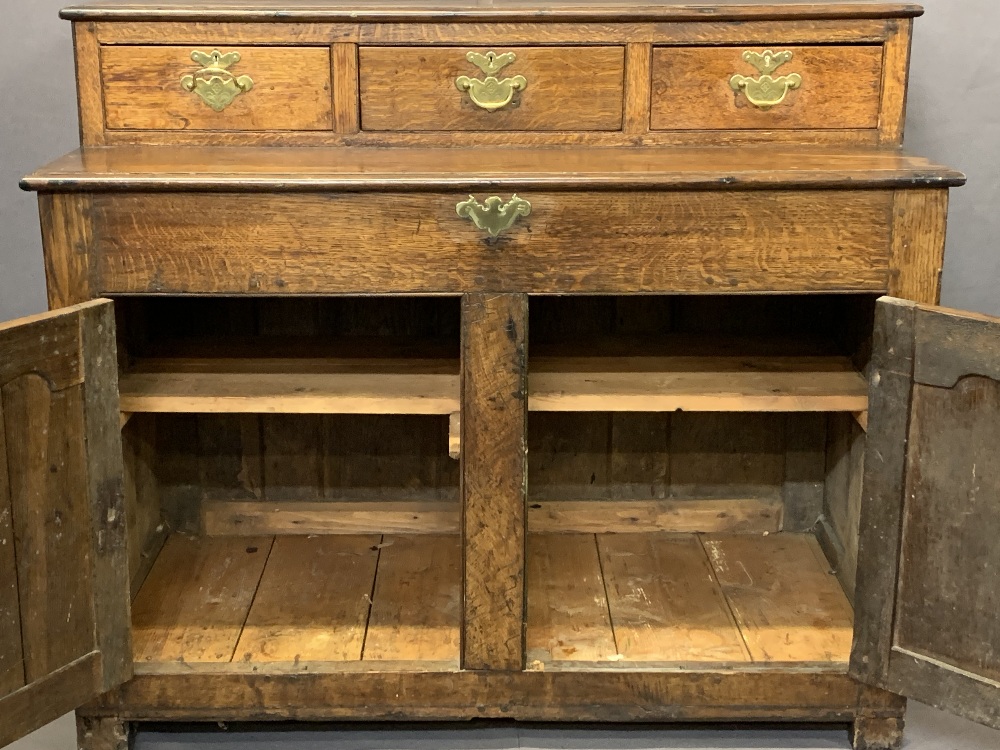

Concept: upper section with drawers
[[64, 0, 923, 147]]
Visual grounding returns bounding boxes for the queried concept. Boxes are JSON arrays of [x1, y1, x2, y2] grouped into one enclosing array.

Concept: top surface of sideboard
[[67, 0, 921, 147], [62, 1, 925, 22]]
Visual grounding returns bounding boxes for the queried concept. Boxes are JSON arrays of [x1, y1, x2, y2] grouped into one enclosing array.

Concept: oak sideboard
[[4, 3, 1000, 750]]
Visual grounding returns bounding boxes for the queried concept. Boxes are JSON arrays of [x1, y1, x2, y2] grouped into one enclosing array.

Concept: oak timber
[[101, 46, 334, 131], [360, 46, 624, 132], [703, 534, 853, 663], [131, 535, 273, 663], [117, 352, 868, 415], [527, 531, 852, 666], [62, 2, 926, 23], [461, 294, 528, 671], [234, 535, 379, 662], [598, 534, 750, 662], [363, 535, 462, 662], [22, 146, 965, 191], [650, 45, 883, 131]]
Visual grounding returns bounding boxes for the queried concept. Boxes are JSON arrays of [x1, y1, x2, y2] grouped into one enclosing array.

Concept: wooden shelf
[[530, 354, 868, 413], [527, 532, 853, 668], [119, 351, 867, 416], [118, 356, 460, 415]]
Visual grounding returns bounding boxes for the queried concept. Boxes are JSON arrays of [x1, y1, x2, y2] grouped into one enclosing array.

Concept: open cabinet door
[[0, 300, 130, 748], [851, 296, 1000, 729]]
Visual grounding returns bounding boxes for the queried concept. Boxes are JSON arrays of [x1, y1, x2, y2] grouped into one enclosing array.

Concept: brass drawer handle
[[730, 50, 801, 110], [455, 51, 527, 112], [456, 195, 531, 237], [181, 49, 255, 111]]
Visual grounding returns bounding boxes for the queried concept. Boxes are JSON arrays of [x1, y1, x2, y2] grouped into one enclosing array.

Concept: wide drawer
[[83, 190, 891, 294], [101, 45, 334, 131], [359, 47, 625, 131], [650, 45, 883, 131]]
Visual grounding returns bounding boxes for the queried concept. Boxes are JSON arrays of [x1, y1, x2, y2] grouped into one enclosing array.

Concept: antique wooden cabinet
[[3, 2, 999, 750]]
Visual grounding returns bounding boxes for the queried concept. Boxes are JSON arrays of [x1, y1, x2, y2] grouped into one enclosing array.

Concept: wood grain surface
[[651, 45, 882, 131], [360, 46, 624, 131], [461, 293, 528, 671], [102, 45, 334, 131], [62, 1, 926, 23], [77, 190, 895, 294]]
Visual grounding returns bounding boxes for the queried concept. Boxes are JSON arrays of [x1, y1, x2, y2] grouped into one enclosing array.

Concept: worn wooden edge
[[528, 498, 783, 534], [74, 23, 107, 147], [884, 648, 1000, 730], [82, 668, 875, 720], [196, 498, 790, 536], [888, 189, 950, 304], [0, 652, 103, 749], [848, 296, 916, 686], [202, 500, 460, 535], [332, 42, 360, 134], [71, 129, 893, 149], [133, 660, 462, 676], [877, 19, 911, 146], [38, 193, 95, 309], [80, 302, 133, 690], [623, 42, 651, 136], [76, 715, 134, 750], [912, 302, 1000, 388], [21, 170, 967, 194], [461, 293, 528, 673], [62, 4, 926, 23]]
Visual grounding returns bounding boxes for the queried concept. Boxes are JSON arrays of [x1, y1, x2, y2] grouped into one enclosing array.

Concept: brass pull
[[456, 195, 531, 237], [455, 51, 527, 112], [730, 50, 802, 110], [181, 49, 254, 111]]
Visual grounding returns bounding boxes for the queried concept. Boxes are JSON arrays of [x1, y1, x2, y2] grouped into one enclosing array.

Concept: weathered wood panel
[[461, 293, 528, 671]]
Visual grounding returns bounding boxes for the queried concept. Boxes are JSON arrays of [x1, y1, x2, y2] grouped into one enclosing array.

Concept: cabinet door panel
[[0, 300, 130, 749], [851, 297, 1000, 729]]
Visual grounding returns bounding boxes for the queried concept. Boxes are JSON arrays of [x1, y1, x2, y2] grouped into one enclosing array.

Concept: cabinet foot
[[851, 716, 904, 750], [76, 716, 134, 750]]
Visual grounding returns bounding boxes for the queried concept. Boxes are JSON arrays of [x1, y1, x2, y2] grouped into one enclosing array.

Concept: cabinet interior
[[113, 294, 875, 673]]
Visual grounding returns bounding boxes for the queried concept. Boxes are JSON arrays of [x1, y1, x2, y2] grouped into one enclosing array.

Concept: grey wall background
[[3, 0, 1000, 748], [1, 0, 999, 320]]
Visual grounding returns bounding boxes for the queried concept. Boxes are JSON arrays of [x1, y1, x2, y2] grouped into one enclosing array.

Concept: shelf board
[[531, 355, 868, 413], [119, 352, 868, 415]]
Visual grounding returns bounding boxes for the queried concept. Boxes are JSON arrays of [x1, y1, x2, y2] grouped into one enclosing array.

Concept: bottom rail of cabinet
[[81, 668, 903, 724]]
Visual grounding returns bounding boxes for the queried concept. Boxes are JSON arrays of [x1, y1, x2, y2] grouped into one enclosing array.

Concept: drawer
[[101, 46, 334, 131], [650, 46, 883, 131], [86, 190, 891, 295], [359, 47, 625, 131]]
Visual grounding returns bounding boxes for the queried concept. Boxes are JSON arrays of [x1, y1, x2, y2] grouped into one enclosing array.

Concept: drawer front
[[101, 45, 334, 131], [359, 47, 625, 131], [88, 191, 891, 295], [651, 46, 883, 131]]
